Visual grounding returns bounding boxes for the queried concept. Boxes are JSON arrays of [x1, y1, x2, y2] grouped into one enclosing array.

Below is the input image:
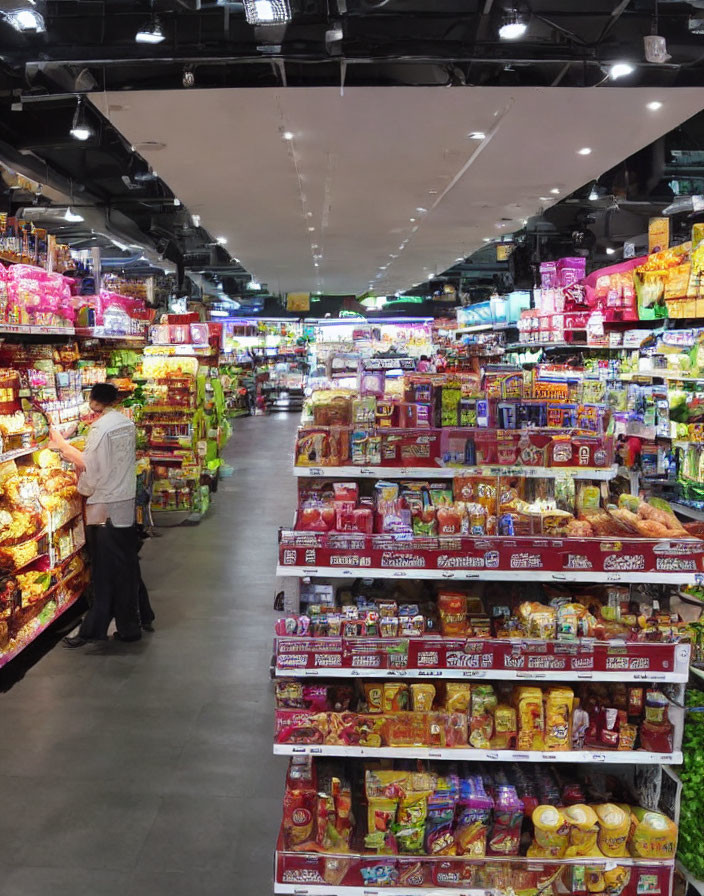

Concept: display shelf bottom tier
[[275, 839, 674, 896]]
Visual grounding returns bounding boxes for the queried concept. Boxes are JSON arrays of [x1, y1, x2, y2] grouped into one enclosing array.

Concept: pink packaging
[[190, 322, 210, 345], [556, 257, 586, 288], [539, 262, 557, 289]]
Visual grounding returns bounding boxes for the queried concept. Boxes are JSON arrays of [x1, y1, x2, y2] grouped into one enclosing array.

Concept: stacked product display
[[141, 315, 230, 520], [273, 352, 694, 896]]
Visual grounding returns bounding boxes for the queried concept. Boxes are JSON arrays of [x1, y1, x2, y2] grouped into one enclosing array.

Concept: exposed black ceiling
[[0, 1, 702, 303]]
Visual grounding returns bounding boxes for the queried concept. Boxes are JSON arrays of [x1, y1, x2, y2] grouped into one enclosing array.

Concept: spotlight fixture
[[216, 236, 228, 245], [606, 247, 616, 255], [248, 279, 262, 290], [609, 61, 635, 80], [550, 188, 560, 194], [588, 183, 599, 201], [69, 97, 93, 141], [3, 7, 45, 32], [647, 100, 663, 111], [191, 214, 201, 227], [243, 0, 291, 25], [577, 147, 592, 155], [282, 131, 294, 140], [182, 67, 195, 88], [308, 226, 315, 232], [135, 14, 165, 44], [499, 9, 528, 40], [468, 131, 486, 140]]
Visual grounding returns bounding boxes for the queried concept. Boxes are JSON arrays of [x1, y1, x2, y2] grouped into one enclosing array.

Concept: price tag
[[551, 574, 567, 581], [606, 573, 623, 582], [512, 752, 530, 761], [441, 572, 456, 579], [462, 669, 486, 678], [541, 753, 558, 761], [428, 751, 443, 759], [360, 468, 374, 476], [309, 747, 322, 754], [418, 669, 442, 677], [392, 571, 408, 578], [591, 753, 607, 762], [486, 751, 499, 760], [576, 673, 594, 680], [308, 468, 323, 477]]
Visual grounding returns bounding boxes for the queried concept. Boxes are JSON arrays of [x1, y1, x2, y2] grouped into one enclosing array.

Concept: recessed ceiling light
[[409, 218, 416, 222], [550, 188, 560, 194], [282, 131, 294, 140], [609, 62, 635, 80], [308, 226, 315, 232], [216, 236, 228, 245], [428, 190, 438, 195], [311, 243, 318, 249], [314, 262, 319, 267], [577, 147, 592, 155], [606, 247, 616, 255], [468, 131, 486, 140], [416, 207, 427, 214], [306, 211, 313, 217], [539, 196, 550, 202], [455, 257, 463, 262], [647, 100, 663, 111], [483, 238, 491, 242]]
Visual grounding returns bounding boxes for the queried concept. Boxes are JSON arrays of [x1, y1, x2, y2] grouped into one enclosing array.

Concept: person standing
[[50, 383, 143, 646]]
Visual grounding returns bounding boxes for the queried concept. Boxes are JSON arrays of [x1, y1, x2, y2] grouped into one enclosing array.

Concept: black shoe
[[142, 623, 155, 633], [112, 632, 141, 643], [63, 635, 88, 648]]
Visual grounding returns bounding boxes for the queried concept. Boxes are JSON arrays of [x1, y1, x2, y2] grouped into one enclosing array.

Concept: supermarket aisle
[[0, 413, 298, 896]]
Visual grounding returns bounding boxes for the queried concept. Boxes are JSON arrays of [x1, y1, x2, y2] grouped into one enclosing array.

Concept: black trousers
[[79, 523, 142, 640]]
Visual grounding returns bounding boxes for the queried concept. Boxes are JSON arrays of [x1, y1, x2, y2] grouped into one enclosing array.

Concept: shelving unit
[[273, 342, 694, 895]]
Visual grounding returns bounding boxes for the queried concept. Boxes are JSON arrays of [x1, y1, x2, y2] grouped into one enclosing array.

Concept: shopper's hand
[[48, 426, 67, 450]]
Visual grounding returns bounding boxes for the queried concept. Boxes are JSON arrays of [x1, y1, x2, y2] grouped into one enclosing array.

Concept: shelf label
[[592, 753, 607, 762], [486, 751, 499, 760], [308, 468, 323, 477]]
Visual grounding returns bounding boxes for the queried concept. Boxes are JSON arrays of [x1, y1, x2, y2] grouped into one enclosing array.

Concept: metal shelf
[[273, 744, 681, 764], [276, 565, 703, 584], [293, 464, 619, 481]]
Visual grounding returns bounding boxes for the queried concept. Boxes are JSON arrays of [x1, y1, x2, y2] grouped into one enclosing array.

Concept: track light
[[3, 7, 45, 32], [243, 0, 291, 25], [589, 183, 599, 201], [70, 97, 93, 141], [135, 15, 165, 44], [499, 9, 527, 40]]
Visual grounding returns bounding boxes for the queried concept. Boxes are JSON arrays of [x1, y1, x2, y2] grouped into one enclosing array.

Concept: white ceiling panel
[[105, 86, 704, 296]]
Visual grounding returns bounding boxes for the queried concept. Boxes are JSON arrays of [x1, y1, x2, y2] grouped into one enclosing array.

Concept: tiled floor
[[0, 413, 298, 895]]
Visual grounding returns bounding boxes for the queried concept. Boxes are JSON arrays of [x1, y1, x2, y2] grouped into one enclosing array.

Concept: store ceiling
[[105, 85, 704, 295]]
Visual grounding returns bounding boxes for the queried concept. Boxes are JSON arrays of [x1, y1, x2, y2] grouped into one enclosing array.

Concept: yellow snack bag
[[445, 682, 471, 713], [544, 686, 574, 751], [595, 803, 630, 857], [628, 808, 678, 859], [531, 805, 569, 856], [513, 686, 544, 751], [410, 683, 436, 713], [564, 804, 600, 857]]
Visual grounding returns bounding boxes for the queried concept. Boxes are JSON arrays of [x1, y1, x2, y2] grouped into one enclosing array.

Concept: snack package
[[410, 683, 436, 713], [365, 683, 384, 714], [491, 704, 517, 750], [530, 805, 570, 858], [628, 807, 678, 859], [514, 686, 545, 751], [595, 803, 630, 857], [445, 682, 471, 714], [383, 682, 410, 712], [564, 804, 600, 857], [488, 785, 523, 856], [455, 777, 494, 856], [544, 687, 574, 751], [437, 592, 468, 637]]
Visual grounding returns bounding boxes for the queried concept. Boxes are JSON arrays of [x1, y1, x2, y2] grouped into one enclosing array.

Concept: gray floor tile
[[0, 415, 296, 892]]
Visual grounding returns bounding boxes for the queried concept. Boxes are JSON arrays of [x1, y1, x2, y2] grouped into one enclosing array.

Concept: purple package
[[540, 261, 557, 289], [556, 257, 586, 288], [487, 784, 523, 857]]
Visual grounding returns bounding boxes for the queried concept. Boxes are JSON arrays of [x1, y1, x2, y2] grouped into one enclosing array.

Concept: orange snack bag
[[438, 592, 468, 637]]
